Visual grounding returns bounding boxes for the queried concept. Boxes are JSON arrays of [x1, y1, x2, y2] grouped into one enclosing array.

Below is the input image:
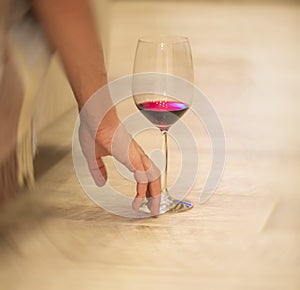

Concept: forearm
[[32, 0, 107, 109]]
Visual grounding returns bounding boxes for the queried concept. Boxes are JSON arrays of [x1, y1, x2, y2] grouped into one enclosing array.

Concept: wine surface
[[137, 101, 189, 131]]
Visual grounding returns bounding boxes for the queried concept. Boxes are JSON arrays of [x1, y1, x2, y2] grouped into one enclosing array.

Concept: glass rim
[[138, 34, 190, 44]]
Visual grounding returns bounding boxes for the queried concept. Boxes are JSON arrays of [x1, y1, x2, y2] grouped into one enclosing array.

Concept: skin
[[32, 0, 161, 214]]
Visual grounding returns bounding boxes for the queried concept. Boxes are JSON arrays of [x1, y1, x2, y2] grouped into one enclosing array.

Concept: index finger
[[146, 178, 161, 215]]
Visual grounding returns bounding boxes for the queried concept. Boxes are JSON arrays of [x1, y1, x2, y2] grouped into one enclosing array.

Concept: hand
[[79, 106, 161, 215]]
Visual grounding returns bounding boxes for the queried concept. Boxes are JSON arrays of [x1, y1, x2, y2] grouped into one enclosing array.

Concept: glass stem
[[162, 130, 168, 195]]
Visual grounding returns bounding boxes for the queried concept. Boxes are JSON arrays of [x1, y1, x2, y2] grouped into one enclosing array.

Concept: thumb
[[79, 122, 108, 187], [86, 155, 107, 187]]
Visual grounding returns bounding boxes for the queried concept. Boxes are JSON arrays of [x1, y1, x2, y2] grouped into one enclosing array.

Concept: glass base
[[139, 192, 193, 215]]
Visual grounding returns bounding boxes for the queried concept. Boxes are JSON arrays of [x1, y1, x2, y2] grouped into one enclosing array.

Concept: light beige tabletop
[[0, 1, 299, 289]]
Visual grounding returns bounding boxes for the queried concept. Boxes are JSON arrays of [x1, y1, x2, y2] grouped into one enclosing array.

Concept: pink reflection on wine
[[137, 101, 189, 131]]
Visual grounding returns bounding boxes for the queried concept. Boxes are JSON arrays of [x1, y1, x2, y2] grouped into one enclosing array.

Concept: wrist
[[75, 70, 108, 111]]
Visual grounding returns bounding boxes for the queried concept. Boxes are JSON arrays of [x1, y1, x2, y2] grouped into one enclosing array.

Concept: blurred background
[[0, 0, 299, 289]]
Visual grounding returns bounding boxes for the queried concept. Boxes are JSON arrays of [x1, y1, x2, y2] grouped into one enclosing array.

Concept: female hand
[[79, 106, 161, 215]]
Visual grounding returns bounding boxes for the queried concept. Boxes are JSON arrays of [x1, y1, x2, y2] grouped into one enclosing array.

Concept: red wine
[[137, 101, 189, 131]]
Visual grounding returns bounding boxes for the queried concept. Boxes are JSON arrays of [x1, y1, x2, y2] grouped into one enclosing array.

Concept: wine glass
[[132, 35, 194, 214]]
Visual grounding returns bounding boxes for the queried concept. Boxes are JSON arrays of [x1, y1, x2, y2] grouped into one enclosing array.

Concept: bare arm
[[32, 0, 161, 215], [32, 0, 107, 109]]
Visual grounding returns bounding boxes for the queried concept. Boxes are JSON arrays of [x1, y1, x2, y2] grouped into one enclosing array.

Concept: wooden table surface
[[1, 1, 299, 289]]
